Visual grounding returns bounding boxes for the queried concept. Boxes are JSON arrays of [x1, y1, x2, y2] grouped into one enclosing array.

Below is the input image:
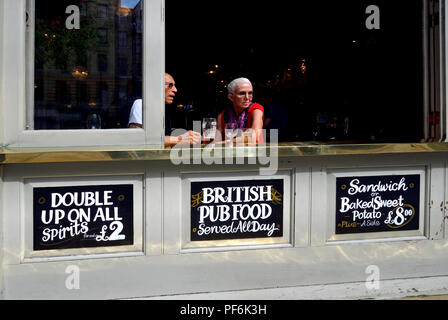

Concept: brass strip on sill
[[1, 142, 448, 164]]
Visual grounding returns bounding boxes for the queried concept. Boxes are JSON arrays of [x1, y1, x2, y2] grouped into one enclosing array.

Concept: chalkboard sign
[[336, 174, 420, 234], [191, 179, 284, 241], [33, 184, 134, 250]]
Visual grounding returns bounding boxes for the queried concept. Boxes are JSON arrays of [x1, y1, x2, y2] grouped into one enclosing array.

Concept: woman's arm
[[248, 109, 264, 145]]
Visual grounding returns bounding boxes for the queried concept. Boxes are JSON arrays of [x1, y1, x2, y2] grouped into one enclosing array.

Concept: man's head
[[227, 77, 253, 114], [165, 73, 177, 104]]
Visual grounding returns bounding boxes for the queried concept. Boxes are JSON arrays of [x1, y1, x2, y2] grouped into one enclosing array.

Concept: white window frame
[[0, 0, 165, 148], [425, 0, 448, 142]]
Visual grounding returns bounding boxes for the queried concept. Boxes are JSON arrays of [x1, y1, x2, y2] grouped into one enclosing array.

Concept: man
[[128, 73, 202, 146], [216, 77, 264, 144]]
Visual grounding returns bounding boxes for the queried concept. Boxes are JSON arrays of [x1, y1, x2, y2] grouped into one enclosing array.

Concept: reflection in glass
[[202, 117, 217, 143], [86, 113, 102, 129], [32, 0, 143, 130], [225, 123, 241, 146]]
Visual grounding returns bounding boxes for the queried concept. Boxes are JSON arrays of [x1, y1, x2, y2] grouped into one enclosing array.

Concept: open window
[[1, 0, 446, 149], [165, 0, 443, 144]]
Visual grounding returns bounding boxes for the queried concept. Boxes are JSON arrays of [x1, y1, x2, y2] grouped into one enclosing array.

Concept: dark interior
[[166, 0, 424, 142]]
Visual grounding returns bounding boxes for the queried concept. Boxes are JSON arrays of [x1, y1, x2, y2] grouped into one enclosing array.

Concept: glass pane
[[32, 0, 143, 130], [166, 0, 424, 143]]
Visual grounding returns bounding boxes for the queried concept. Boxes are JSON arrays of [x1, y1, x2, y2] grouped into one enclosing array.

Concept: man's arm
[[165, 130, 202, 147], [164, 135, 180, 147]]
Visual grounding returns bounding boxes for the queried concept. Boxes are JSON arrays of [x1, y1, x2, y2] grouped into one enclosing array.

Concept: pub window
[[165, 0, 429, 143], [28, 0, 143, 131]]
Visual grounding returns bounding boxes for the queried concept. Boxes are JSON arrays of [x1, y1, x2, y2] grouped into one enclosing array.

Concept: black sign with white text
[[336, 174, 420, 234], [33, 184, 134, 250], [191, 179, 284, 241]]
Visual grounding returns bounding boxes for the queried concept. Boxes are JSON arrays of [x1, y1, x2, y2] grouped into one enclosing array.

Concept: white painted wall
[[0, 153, 447, 299]]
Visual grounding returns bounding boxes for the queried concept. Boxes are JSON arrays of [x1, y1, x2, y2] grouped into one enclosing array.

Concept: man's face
[[165, 74, 177, 104], [228, 82, 253, 112]]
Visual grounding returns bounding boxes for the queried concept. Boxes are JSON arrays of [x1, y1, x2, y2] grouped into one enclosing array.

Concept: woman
[[216, 78, 264, 145]]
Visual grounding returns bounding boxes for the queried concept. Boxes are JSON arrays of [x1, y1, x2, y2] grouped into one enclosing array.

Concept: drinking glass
[[202, 117, 217, 143], [242, 130, 253, 145], [225, 123, 239, 146]]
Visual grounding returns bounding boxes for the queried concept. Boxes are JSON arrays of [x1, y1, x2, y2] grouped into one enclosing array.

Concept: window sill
[[1, 142, 448, 164]]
